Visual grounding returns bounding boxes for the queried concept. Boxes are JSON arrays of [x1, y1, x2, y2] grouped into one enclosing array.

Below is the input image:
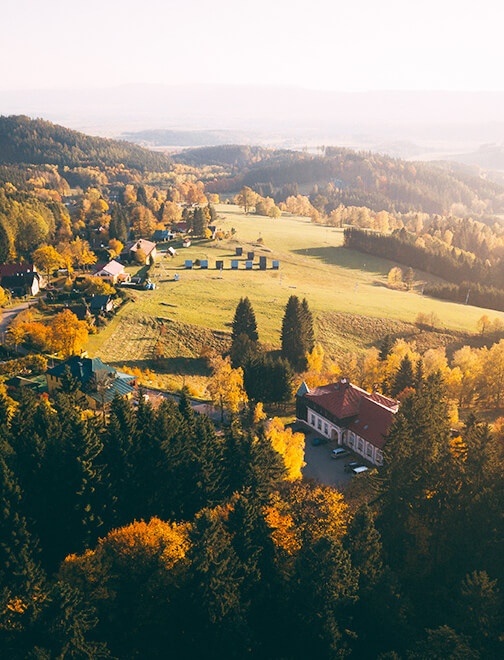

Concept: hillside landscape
[[2, 114, 504, 659]]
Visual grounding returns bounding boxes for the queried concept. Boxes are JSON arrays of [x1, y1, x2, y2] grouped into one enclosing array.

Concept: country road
[[0, 300, 38, 337]]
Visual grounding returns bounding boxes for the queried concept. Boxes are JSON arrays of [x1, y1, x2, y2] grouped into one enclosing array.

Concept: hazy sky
[[3, 0, 503, 92]]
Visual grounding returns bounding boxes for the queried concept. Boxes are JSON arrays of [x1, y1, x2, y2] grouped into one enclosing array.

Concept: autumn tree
[[265, 417, 305, 480], [48, 310, 89, 358], [33, 245, 62, 283], [70, 237, 97, 271], [208, 355, 248, 421], [236, 187, 258, 214]]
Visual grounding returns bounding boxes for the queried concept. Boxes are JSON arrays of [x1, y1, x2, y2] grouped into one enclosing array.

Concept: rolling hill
[[0, 115, 173, 171]]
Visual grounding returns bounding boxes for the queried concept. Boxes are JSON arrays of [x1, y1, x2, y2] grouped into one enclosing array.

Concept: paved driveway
[[291, 423, 354, 489]]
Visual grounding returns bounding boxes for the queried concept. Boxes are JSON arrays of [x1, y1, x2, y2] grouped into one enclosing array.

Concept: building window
[[376, 450, 383, 465], [349, 435, 354, 447], [358, 438, 363, 452], [324, 423, 328, 435], [366, 444, 373, 457], [310, 414, 315, 426], [317, 418, 321, 430]]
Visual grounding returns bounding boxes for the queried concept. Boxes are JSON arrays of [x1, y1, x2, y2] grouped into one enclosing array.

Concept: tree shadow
[[291, 246, 391, 275], [160, 356, 211, 377]]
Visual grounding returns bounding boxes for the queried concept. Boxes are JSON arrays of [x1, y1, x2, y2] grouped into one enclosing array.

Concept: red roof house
[[296, 378, 398, 465]]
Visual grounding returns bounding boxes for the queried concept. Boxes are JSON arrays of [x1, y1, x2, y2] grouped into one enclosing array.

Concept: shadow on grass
[[291, 246, 390, 275], [160, 356, 211, 377], [108, 356, 210, 377]]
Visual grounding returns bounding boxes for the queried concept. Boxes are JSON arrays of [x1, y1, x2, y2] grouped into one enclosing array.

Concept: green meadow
[[86, 204, 504, 369]]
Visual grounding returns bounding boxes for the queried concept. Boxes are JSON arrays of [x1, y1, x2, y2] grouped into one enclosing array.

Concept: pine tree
[[300, 298, 315, 354], [246, 429, 286, 501], [230, 333, 257, 369], [0, 449, 43, 601], [0, 221, 10, 265], [379, 334, 393, 361], [390, 354, 415, 397], [378, 374, 453, 575], [232, 297, 259, 344], [281, 295, 307, 370], [102, 394, 136, 525], [414, 358, 425, 390], [185, 509, 246, 657], [136, 185, 147, 206]]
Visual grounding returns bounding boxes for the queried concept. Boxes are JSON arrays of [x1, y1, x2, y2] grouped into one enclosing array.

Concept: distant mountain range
[[1, 85, 504, 161]]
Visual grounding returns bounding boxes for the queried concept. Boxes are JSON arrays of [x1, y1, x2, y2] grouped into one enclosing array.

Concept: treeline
[[3, 376, 504, 658], [238, 147, 504, 216], [424, 281, 504, 314], [343, 226, 501, 286], [0, 115, 173, 171]]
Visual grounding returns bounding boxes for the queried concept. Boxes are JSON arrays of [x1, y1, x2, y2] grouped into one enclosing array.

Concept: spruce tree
[[136, 185, 147, 206], [0, 450, 43, 601], [300, 298, 315, 354], [185, 509, 246, 657], [281, 295, 307, 370], [390, 354, 415, 397], [0, 221, 10, 265], [379, 334, 393, 361], [414, 358, 425, 390], [232, 297, 259, 344], [378, 374, 453, 575]]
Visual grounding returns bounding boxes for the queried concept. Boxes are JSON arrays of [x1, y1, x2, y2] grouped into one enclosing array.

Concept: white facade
[[303, 408, 383, 466]]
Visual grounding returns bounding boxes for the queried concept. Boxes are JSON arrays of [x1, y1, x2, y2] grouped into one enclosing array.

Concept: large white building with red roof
[[295, 378, 399, 466]]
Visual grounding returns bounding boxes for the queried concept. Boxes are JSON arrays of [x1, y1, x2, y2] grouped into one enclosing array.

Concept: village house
[[46, 356, 136, 410], [90, 260, 129, 285], [121, 239, 157, 265], [0, 263, 46, 296], [296, 378, 399, 466], [153, 229, 175, 242], [89, 294, 114, 315]]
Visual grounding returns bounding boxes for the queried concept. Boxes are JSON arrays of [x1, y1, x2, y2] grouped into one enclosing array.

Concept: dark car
[[331, 448, 350, 459], [311, 437, 328, 446]]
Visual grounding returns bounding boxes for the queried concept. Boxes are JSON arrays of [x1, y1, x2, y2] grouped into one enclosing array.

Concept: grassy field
[[86, 204, 504, 380]]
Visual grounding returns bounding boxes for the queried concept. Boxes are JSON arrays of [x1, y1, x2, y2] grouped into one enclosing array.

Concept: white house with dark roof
[[296, 378, 399, 466]]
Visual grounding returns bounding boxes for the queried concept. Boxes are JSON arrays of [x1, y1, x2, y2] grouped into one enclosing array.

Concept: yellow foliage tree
[[207, 355, 248, 420], [71, 237, 97, 270], [61, 517, 189, 602], [275, 481, 349, 545], [108, 239, 124, 259], [235, 187, 258, 214], [49, 309, 89, 358], [33, 245, 63, 282], [265, 417, 305, 481]]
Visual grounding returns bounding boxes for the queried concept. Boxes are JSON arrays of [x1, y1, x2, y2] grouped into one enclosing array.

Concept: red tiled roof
[[347, 397, 396, 449], [302, 380, 398, 449], [303, 380, 397, 420]]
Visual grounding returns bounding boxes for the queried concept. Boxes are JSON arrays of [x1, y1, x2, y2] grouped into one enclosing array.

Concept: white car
[[350, 465, 369, 475]]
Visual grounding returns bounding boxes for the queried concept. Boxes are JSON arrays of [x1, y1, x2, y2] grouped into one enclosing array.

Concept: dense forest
[[0, 116, 173, 171], [180, 144, 504, 217], [2, 374, 504, 659]]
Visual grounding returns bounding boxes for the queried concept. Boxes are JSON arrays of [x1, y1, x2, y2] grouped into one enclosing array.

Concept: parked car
[[331, 448, 350, 459], [344, 461, 361, 473], [311, 437, 328, 446], [350, 465, 369, 475]]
